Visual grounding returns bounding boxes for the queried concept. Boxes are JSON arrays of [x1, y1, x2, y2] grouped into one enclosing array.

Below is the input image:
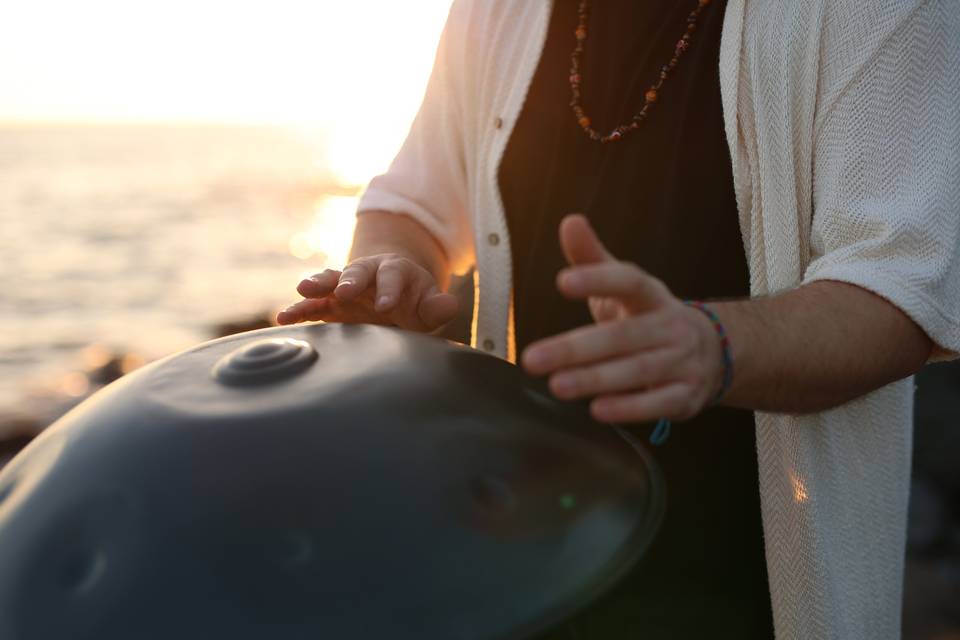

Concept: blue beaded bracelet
[[649, 300, 734, 447], [684, 299, 734, 405]]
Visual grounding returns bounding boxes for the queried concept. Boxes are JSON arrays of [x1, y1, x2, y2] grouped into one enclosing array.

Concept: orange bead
[[569, 0, 713, 144]]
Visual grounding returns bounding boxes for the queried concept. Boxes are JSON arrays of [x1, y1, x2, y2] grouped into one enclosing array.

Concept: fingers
[[335, 257, 380, 301], [297, 269, 342, 298], [417, 289, 459, 329], [276, 297, 333, 324], [371, 258, 455, 329], [590, 383, 697, 424], [557, 261, 672, 312], [278, 293, 391, 326], [521, 315, 669, 375], [374, 258, 413, 313], [547, 349, 679, 400], [281, 254, 457, 332], [587, 296, 623, 323], [559, 213, 615, 266]]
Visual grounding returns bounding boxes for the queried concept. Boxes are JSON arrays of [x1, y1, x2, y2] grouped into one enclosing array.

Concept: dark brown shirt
[[498, 1, 773, 637]]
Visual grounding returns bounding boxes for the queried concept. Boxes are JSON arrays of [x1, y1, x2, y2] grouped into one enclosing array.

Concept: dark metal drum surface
[[0, 323, 664, 640]]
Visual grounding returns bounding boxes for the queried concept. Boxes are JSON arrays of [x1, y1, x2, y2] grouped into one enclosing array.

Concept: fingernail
[[376, 295, 391, 309], [337, 279, 353, 288]]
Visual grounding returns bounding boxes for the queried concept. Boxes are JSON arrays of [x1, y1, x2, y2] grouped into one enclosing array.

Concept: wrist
[[683, 300, 734, 406]]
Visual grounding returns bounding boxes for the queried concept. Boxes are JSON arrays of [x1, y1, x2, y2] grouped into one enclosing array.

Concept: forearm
[[714, 281, 933, 413], [350, 210, 453, 291]]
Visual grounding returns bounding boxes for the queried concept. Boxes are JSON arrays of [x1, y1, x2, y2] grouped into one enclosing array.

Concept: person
[[277, 0, 960, 637]]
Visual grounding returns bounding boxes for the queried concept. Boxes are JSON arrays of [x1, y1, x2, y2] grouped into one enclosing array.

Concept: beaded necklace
[[569, 0, 713, 144]]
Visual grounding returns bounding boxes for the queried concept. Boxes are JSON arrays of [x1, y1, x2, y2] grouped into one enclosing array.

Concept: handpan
[[0, 323, 664, 640]]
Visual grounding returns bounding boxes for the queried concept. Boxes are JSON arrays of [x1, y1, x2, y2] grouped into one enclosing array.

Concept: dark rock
[[0, 414, 44, 439], [211, 313, 274, 338], [87, 357, 125, 385], [0, 415, 43, 471], [0, 434, 34, 470]]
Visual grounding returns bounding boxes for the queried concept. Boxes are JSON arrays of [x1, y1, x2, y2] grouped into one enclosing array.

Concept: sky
[[0, 0, 453, 123], [0, 0, 454, 183]]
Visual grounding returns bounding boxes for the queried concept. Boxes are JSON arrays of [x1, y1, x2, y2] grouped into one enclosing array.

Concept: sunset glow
[[0, 0, 453, 187], [2, 1, 456, 415], [289, 195, 362, 269]]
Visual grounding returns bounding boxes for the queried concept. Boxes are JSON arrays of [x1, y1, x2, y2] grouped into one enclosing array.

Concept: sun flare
[[290, 195, 362, 269], [0, 1, 456, 331], [0, 0, 453, 188]]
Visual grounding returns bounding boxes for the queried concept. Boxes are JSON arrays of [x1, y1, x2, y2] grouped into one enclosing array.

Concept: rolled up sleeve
[[803, 0, 960, 360]]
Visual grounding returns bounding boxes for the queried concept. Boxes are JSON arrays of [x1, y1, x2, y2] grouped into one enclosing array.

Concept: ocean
[[0, 123, 359, 426]]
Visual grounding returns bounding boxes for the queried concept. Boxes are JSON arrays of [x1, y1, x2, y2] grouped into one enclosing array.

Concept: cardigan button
[[487, 232, 500, 246], [482, 338, 495, 352], [494, 117, 504, 129]]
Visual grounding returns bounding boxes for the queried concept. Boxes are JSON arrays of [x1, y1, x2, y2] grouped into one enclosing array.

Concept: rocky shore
[[1, 311, 957, 638], [0, 313, 277, 467]]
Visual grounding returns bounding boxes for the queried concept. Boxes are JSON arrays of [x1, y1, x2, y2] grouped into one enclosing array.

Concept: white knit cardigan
[[358, 1, 960, 637]]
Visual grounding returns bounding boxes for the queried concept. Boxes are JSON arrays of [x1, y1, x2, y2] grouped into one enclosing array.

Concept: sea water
[[0, 123, 354, 422]]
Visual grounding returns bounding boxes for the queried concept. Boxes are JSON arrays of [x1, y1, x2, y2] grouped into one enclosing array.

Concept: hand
[[276, 253, 459, 332], [520, 214, 725, 424]]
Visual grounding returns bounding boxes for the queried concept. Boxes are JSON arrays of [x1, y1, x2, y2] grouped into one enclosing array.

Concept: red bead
[[569, 0, 712, 144]]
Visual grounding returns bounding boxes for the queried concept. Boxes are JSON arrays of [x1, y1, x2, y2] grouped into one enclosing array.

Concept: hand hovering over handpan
[[277, 211, 458, 332], [521, 213, 725, 425], [522, 210, 935, 427]]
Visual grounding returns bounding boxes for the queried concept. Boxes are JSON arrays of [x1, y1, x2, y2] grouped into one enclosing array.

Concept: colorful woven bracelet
[[683, 299, 734, 405], [648, 300, 735, 446]]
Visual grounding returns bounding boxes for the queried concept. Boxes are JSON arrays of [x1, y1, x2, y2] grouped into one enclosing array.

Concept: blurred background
[[0, 1, 956, 637], [0, 0, 454, 429]]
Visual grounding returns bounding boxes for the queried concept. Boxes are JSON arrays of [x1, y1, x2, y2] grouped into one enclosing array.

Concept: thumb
[[417, 288, 459, 330], [559, 213, 616, 266]]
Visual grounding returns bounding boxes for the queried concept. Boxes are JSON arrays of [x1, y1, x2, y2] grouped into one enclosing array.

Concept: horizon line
[[0, 118, 327, 130]]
